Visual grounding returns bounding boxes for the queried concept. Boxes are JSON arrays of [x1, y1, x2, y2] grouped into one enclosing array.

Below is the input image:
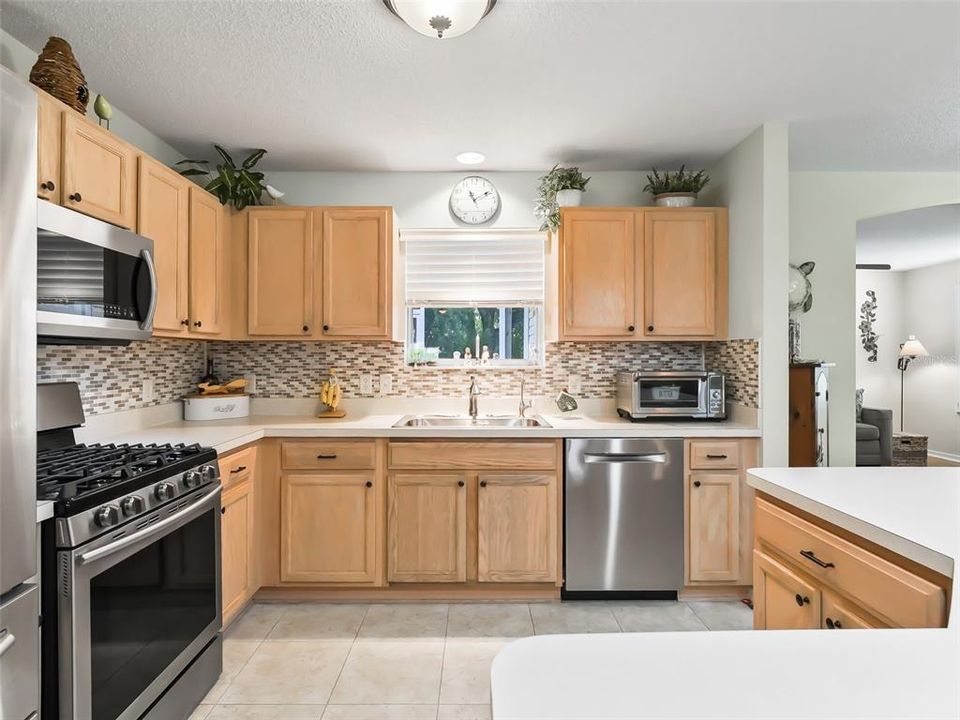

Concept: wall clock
[[450, 175, 500, 225]]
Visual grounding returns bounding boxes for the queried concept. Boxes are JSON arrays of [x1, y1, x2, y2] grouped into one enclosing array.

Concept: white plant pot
[[556, 189, 584, 207], [654, 192, 697, 207]]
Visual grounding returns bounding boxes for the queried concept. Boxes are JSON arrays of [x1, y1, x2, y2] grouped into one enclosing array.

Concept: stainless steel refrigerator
[[0, 67, 40, 720]]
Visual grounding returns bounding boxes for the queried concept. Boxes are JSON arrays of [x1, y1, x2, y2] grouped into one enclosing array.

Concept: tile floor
[[191, 599, 752, 720]]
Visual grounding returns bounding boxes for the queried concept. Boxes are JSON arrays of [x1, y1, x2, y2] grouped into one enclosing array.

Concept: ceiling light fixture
[[456, 151, 485, 165], [383, 1, 497, 39]]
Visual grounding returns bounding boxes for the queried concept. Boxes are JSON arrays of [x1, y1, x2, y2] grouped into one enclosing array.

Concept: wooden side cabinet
[[62, 112, 137, 229], [280, 473, 380, 584], [387, 474, 467, 582], [477, 473, 558, 583], [36, 90, 63, 203], [188, 187, 225, 335], [753, 549, 821, 630], [688, 471, 740, 582], [221, 477, 255, 627], [248, 208, 317, 337]]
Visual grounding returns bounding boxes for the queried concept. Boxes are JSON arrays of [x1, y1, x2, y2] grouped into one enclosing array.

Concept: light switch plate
[[142, 379, 155, 403], [360, 374, 374, 395], [567, 374, 582, 394], [380, 374, 393, 396]]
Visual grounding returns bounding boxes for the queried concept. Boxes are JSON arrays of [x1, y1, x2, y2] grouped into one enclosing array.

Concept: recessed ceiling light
[[456, 151, 485, 165]]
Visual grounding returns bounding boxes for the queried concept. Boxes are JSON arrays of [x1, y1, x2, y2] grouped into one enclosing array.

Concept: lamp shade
[[899, 335, 929, 358], [384, 1, 496, 39]]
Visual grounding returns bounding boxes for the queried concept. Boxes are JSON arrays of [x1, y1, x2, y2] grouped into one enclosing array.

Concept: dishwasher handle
[[583, 452, 668, 464]]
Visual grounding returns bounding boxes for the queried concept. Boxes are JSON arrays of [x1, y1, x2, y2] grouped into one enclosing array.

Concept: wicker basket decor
[[29, 36, 89, 113]]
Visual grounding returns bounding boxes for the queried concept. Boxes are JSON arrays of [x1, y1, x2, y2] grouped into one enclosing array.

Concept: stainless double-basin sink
[[393, 414, 551, 429]]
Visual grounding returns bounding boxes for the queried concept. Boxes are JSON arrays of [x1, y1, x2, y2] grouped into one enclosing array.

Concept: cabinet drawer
[[282, 440, 376, 470], [219, 445, 257, 490], [755, 498, 946, 628], [388, 441, 557, 470], [689, 440, 740, 469]]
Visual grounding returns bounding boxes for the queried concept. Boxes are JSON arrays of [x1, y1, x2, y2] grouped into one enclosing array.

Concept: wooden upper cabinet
[[221, 478, 255, 626], [138, 155, 189, 334], [280, 473, 379, 584], [387, 474, 467, 583], [753, 550, 821, 630], [248, 208, 316, 336], [559, 209, 637, 339], [688, 472, 740, 582], [321, 208, 391, 338], [188, 187, 224, 335], [477, 474, 558, 583], [36, 91, 62, 203], [62, 112, 136, 228], [643, 208, 725, 337]]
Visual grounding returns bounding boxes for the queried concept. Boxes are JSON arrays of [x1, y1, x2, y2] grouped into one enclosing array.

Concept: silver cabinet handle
[[0, 628, 15, 657], [79, 486, 220, 566], [584, 453, 667, 464]]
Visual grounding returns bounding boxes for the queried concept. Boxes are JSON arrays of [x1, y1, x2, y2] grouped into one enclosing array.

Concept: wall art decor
[[858, 289, 879, 362]]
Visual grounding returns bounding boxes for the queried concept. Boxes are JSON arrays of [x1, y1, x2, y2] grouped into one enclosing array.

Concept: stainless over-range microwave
[[616, 370, 726, 420], [37, 200, 156, 344]]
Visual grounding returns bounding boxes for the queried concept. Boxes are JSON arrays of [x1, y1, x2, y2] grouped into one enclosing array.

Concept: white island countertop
[[491, 467, 960, 720], [86, 411, 759, 455]]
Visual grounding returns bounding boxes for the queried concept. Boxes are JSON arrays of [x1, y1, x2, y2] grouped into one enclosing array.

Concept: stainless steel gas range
[[38, 383, 222, 720]]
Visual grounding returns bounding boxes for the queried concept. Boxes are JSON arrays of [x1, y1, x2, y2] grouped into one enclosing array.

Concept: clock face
[[450, 176, 500, 225]]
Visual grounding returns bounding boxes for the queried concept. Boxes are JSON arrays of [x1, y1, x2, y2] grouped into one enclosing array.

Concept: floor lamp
[[896, 335, 928, 432]]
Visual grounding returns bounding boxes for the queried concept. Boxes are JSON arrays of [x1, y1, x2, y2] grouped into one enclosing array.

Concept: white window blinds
[[402, 228, 545, 306]]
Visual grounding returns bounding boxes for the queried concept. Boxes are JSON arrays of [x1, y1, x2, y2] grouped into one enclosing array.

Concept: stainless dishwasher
[[564, 438, 683, 596]]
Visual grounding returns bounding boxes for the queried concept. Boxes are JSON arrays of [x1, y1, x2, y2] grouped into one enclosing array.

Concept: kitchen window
[[403, 229, 545, 366]]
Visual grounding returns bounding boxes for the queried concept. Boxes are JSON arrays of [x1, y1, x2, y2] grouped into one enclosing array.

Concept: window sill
[[406, 361, 543, 371]]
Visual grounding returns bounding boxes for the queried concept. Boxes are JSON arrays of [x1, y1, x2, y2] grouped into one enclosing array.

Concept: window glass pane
[[407, 306, 540, 365]]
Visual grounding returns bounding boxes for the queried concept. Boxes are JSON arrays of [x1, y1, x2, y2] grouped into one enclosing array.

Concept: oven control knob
[[200, 464, 217, 482], [94, 505, 121, 528], [183, 470, 203, 489], [154, 482, 175, 502], [120, 495, 145, 516]]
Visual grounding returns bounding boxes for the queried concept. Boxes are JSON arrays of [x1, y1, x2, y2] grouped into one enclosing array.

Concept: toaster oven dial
[[94, 505, 121, 528]]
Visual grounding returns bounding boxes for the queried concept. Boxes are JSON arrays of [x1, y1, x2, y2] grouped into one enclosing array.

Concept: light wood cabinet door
[[753, 550, 821, 630], [248, 208, 316, 336], [477, 474, 558, 583], [62, 112, 136, 228], [688, 471, 740, 582], [321, 208, 391, 337], [280, 473, 378, 583], [188, 187, 224, 335], [36, 91, 62, 203], [387, 474, 467, 583], [221, 479, 255, 627], [559, 209, 637, 339], [821, 592, 881, 630], [643, 209, 718, 337], [138, 156, 189, 334]]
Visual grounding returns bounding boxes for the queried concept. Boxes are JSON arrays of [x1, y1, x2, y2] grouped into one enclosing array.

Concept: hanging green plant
[[175, 145, 268, 210]]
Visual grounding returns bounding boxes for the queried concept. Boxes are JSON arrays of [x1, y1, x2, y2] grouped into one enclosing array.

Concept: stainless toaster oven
[[616, 371, 726, 420]]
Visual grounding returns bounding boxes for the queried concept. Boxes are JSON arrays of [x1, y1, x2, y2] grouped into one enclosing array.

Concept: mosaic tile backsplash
[[37, 338, 759, 417], [37, 339, 205, 416]]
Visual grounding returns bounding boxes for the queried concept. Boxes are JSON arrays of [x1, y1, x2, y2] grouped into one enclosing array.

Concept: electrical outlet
[[142, 379, 155, 403], [359, 374, 374, 395], [245, 373, 257, 394], [380, 374, 393, 396], [567, 374, 582, 394]]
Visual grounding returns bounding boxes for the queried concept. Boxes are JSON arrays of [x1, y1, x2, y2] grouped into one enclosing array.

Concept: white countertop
[[491, 466, 960, 720], [92, 412, 760, 455]]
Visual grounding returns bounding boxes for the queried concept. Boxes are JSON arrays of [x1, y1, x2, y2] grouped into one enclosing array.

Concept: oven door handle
[[78, 486, 220, 566], [139, 248, 158, 331]]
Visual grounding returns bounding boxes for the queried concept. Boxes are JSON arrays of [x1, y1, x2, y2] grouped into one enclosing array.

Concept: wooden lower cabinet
[[753, 549, 821, 629], [280, 473, 380, 584], [221, 478, 256, 626], [477, 474, 558, 583], [822, 591, 882, 630], [387, 474, 467, 582], [688, 471, 739, 582]]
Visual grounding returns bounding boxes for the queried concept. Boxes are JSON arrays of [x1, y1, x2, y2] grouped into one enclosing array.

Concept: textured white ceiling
[[857, 203, 960, 271], [2, 0, 958, 171]]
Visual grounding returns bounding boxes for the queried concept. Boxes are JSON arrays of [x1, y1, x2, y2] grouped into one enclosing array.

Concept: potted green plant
[[535, 164, 591, 232], [643, 165, 709, 207], [176, 145, 269, 210]]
